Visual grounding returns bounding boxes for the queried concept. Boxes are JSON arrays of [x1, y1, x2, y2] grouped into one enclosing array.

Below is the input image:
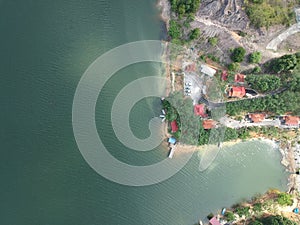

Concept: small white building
[[200, 64, 216, 77]]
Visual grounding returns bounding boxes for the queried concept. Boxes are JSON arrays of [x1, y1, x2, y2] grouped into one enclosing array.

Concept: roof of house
[[194, 104, 208, 117], [229, 86, 246, 98], [249, 113, 266, 123], [168, 137, 176, 144], [185, 63, 196, 72], [221, 70, 228, 81], [202, 119, 216, 129], [285, 116, 299, 126], [209, 217, 222, 225], [234, 73, 245, 83], [201, 64, 216, 77], [170, 120, 179, 132]]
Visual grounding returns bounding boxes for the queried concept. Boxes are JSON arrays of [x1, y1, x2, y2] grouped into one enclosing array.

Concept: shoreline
[[156, 0, 298, 193]]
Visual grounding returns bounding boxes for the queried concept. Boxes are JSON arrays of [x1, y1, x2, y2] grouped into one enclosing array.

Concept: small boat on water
[[198, 220, 203, 225], [221, 208, 226, 215], [168, 146, 176, 159]]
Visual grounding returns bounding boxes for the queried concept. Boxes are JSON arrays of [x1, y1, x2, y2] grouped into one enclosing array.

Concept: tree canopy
[[246, 74, 282, 93], [249, 51, 262, 63], [189, 28, 201, 40], [170, 0, 201, 17], [231, 47, 246, 62], [168, 20, 181, 39], [270, 54, 298, 73]]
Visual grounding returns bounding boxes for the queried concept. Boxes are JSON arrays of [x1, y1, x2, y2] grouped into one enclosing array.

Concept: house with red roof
[[229, 86, 246, 98], [209, 217, 221, 225], [248, 113, 266, 123], [170, 120, 179, 133], [194, 104, 208, 118], [234, 73, 245, 83], [284, 116, 299, 127], [202, 119, 216, 130]]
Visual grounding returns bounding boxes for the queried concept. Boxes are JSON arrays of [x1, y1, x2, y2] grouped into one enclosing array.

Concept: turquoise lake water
[[0, 0, 288, 224]]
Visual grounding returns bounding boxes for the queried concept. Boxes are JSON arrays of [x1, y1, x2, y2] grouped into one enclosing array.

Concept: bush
[[189, 28, 201, 40], [235, 206, 250, 217], [253, 203, 263, 212], [252, 66, 261, 73], [208, 37, 218, 46], [224, 211, 235, 222], [245, 1, 296, 28], [228, 62, 240, 71], [231, 47, 246, 62], [277, 193, 293, 206], [249, 51, 262, 63]]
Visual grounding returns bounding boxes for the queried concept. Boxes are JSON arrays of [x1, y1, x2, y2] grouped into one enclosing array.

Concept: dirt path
[[266, 24, 300, 51]]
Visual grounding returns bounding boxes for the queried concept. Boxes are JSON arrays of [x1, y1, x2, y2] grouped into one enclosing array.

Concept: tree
[[168, 20, 181, 39], [189, 28, 201, 40], [270, 54, 298, 73], [231, 47, 246, 62], [249, 51, 262, 63], [261, 215, 297, 225], [246, 74, 282, 93], [208, 37, 218, 46]]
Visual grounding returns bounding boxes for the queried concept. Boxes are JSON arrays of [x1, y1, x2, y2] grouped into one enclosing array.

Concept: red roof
[[285, 116, 299, 126], [170, 120, 178, 132], [229, 86, 246, 98], [234, 73, 245, 83], [202, 120, 216, 130], [209, 217, 221, 225], [249, 113, 266, 123], [221, 70, 228, 81], [194, 104, 208, 117]]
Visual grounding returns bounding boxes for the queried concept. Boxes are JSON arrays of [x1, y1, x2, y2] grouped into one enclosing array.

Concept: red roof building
[[249, 113, 266, 123], [194, 104, 208, 118], [221, 70, 228, 81], [234, 73, 245, 83], [284, 116, 299, 127], [170, 120, 179, 133], [202, 119, 216, 130], [209, 217, 221, 225], [229, 86, 246, 98]]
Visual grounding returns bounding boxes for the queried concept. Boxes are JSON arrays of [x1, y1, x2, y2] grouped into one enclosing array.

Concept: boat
[[168, 146, 176, 159], [221, 208, 226, 215]]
